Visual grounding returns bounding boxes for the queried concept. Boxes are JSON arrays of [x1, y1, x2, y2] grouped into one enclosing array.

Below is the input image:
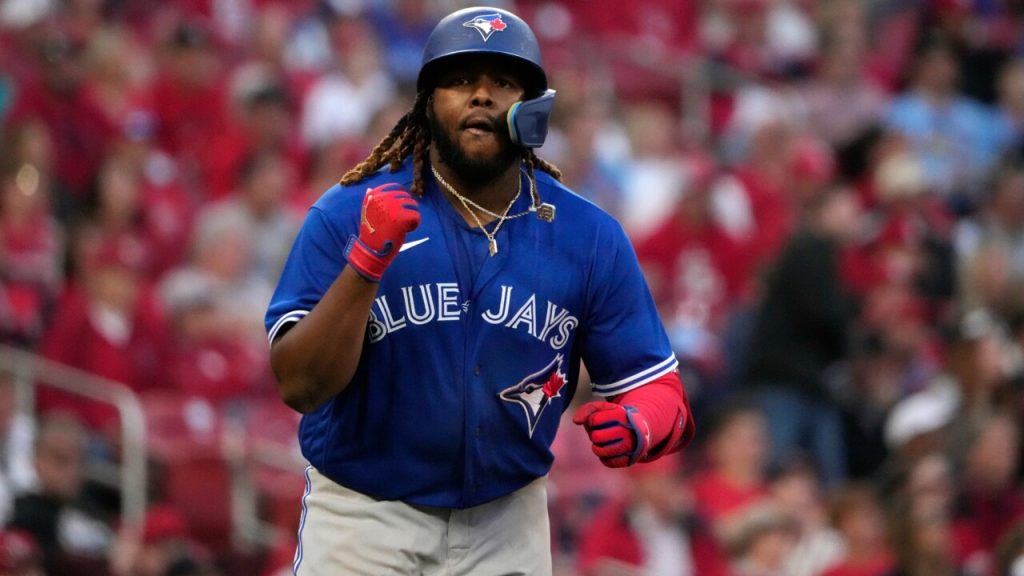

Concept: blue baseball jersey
[[265, 158, 677, 508]]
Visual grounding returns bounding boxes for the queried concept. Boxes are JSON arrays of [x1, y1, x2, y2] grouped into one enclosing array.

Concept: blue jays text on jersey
[[366, 283, 578, 349], [265, 158, 678, 509]]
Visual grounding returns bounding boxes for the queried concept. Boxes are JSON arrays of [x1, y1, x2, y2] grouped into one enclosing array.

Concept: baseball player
[[265, 6, 694, 575]]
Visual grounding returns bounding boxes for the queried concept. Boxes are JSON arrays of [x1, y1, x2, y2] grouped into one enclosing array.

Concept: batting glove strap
[[621, 405, 649, 466], [344, 235, 391, 283]]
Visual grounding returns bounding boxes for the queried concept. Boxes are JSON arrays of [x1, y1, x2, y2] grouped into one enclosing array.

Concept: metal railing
[[0, 344, 148, 538]]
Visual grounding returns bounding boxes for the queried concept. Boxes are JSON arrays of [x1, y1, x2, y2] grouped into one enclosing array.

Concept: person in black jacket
[[743, 185, 863, 487]]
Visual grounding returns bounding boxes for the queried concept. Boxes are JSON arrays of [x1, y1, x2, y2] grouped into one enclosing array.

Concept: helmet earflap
[[507, 89, 556, 149]]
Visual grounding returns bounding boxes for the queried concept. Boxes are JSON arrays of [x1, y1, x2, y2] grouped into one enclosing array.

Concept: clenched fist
[[572, 401, 651, 468], [344, 183, 421, 282]]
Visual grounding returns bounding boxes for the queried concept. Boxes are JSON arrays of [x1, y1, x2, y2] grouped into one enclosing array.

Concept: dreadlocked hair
[[524, 149, 562, 182], [339, 91, 564, 199]]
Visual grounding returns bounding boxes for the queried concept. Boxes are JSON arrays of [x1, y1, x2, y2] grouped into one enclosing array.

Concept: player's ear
[[424, 91, 434, 114]]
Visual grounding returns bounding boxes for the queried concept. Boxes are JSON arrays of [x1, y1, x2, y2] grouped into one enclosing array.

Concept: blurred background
[[1, 0, 1024, 575]]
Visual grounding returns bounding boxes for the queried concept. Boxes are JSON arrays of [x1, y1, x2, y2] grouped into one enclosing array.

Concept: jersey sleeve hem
[[591, 355, 679, 397], [267, 310, 310, 346]]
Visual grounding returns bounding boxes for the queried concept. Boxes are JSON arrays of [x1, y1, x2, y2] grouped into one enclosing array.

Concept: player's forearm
[[270, 266, 378, 413]]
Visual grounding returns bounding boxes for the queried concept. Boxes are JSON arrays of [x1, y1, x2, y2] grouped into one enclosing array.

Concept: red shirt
[[733, 166, 795, 272], [6, 81, 116, 198], [38, 287, 169, 432], [821, 554, 895, 576], [691, 470, 769, 523], [0, 213, 62, 339], [577, 498, 730, 576], [169, 336, 270, 405], [151, 73, 226, 161], [636, 212, 750, 332]]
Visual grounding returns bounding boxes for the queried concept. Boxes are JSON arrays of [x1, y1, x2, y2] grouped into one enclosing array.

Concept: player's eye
[[438, 74, 469, 87], [494, 77, 519, 90]]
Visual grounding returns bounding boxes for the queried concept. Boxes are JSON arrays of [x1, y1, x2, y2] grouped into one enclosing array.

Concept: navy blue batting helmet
[[417, 6, 547, 94]]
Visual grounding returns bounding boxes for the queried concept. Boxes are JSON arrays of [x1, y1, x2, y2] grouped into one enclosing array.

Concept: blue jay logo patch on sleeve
[[499, 354, 567, 438]]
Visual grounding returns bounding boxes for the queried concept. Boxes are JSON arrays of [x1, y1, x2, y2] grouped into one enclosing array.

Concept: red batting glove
[[344, 183, 421, 282], [572, 401, 652, 468]]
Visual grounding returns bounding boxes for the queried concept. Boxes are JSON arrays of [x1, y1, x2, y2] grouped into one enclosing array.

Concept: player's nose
[[468, 81, 494, 107]]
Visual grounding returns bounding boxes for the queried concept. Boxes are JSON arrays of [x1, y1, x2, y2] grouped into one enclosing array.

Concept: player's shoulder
[[535, 170, 625, 235], [312, 161, 416, 215]]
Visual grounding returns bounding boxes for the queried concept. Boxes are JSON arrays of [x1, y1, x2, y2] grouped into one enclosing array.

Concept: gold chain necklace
[[431, 165, 521, 256], [431, 165, 534, 220]]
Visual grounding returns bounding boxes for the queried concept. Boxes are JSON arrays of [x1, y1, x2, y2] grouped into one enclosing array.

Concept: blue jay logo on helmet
[[499, 355, 568, 438], [463, 14, 507, 42]]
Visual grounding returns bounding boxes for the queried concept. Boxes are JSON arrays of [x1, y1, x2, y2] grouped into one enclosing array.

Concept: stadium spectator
[[801, 9, 887, 149], [576, 454, 729, 576], [8, 413, 112, 575], [636, 155, 750, 396], [955, 157, 1024, 316], [691, 401, 770, 538], [743, 186, 864, 486], [769, 459, 845, 576], [159, 204, 272, 347], [884, 31, 1004, 210], [4, 26, 116, 211], [37, 236, 169, 437], [298, 13, 395, 150], [194, 149, 301, 287], [723, 501, 801, 576], [885, 494, 966, 576], [619, 101, 692, 239], [150, 20, 226, 189], [202, 76, 305, 202], [952, 412, 1024, 561], [0, 126, 63, 346], [821, 483, 895, 576]]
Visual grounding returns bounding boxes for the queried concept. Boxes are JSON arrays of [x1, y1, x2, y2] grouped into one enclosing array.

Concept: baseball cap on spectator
[[875, 152, 926, 201], [958, 308, 1004, 342], [884, 378, 961, 451], [721, 502, 799, 558], [0, 0, 54, 28], [160, 270, 217, 317], [0, 529, 41, 572]]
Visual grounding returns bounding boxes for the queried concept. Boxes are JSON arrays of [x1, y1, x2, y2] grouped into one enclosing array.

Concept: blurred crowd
[[1, 0, 1024, 575]]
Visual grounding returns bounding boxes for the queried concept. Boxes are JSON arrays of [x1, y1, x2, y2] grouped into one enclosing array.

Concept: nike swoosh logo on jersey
[[399, 237, 430, 252]]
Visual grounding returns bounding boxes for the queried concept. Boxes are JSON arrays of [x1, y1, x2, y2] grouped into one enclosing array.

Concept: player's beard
[[428, 110, 520, 188]]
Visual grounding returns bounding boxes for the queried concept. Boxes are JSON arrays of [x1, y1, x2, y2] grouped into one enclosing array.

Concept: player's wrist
[[622, 405, 651, 465], [345, 235, 392, 283]]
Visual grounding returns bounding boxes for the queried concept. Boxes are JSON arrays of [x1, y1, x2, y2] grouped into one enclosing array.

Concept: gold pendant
[[488, 237, 498, 256], [537, 203, 556, 222]]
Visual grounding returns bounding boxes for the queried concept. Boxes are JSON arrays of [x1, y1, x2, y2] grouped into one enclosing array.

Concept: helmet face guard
[[418, 6, 555, 148]]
